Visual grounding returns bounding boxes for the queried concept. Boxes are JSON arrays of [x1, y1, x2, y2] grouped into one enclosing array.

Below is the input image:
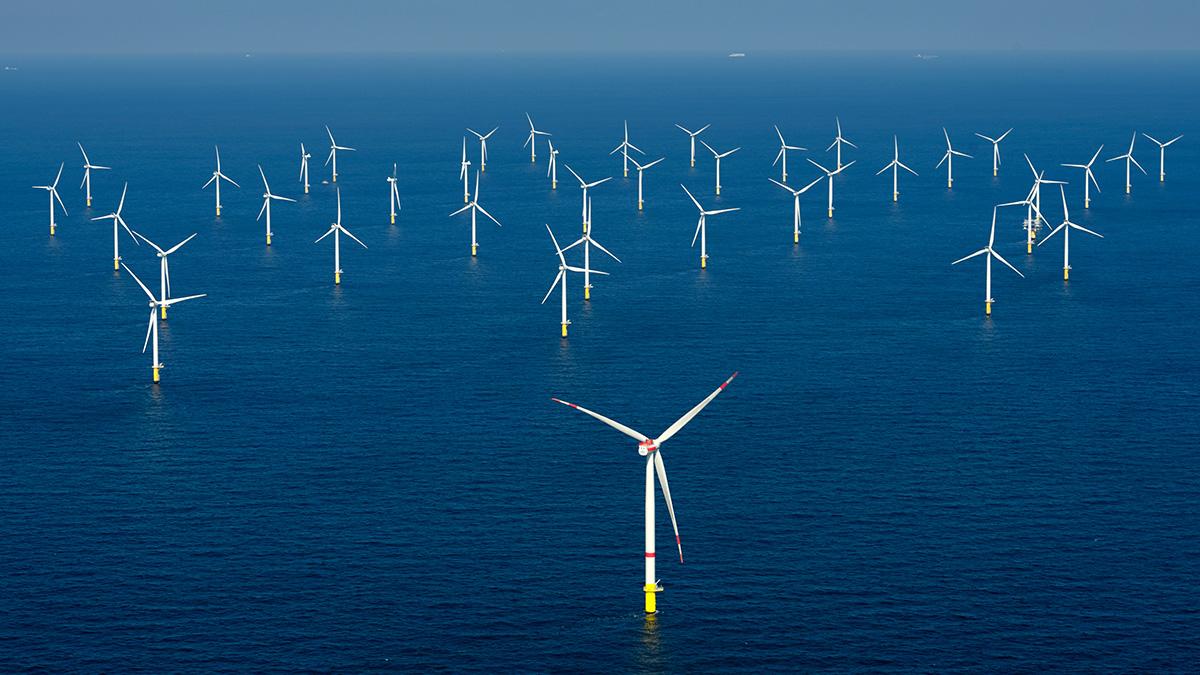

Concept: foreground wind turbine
[[564, 196, 621, 300], [1141, 132, 1183, 182], [674, 123, 711, 168], [325, 125, 355, 183], [551, 371, 739, 614], [91, 182, 140, 270], [952, 204, 1025, 316], [875, 136, 919, 202], [769, 176, 823, 243], [202, 146, 239, 217], [122, 263, 205, 384], [258, 166, 295, 246], [610, 120, 645, 178], [1061, 145, 1103, 209], [78, 143, 110, 207], [467, 126, 498, 173], [936, 128, 973, 189], [524, 113, 551, 164], [459, 137, 472, 203], [826, 117, 856, 171], [299, 143, 311, 194], [565, 164, 612, 232], [315, 188, 367, 284], [807, 158, 855, 218], [542, 224, 608, 337], [449, 171, 501, 257], [630, 156, 665, 211], [132, 231, 198, 320], [547, 139, 559, 190], [681, 184, 739, 269], [974, 128, 1013, 177], [1022, 155, 1064, 253], [1106, 133, 1146, 194], [387, 163, 402, 224], [1039, 185, 1103, 281], [773, 125, 806, 182], [700, 140, 740, 196], [33, 163, 67, 236]]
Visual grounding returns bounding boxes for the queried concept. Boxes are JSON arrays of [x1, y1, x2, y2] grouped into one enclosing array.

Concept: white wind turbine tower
[[875, 135, 919, 202], [936, 128, 973, 189], [610, 120, 645, 178], [700, 140, 740, 196], [826, 117, 857, 171], [467, 126, 498, 173], [563, 196, 621, 300], [325, 125, 355, 183], [773, 125, 806, 182], [681, 184, 739, 269], [952, 203, 1025, 316], [132, 231, 198, 320], [565, 164, 612, 232], [769, 176, 824, 243], [387, 163, 402, 224], [1039, 185, 1103, 282], [122, 263, 205, 384], [78, 143, 110, 208], [91, 182, 140, 271], [524, 113, 551, 164], [1022, 155, 1064, 253], [547, 139, 559, 190], [1141, 132, 1183, 182], [315, 188, 367, 285], [299, 143, 311, 194], [807, 158, 855, 218], [449, 171, 502, 257], [630, 156, 665, 211], [542, 224, 608, 337], [459, 137, 472, 203], [202, 146, 239, 217], [974, 128, 1013, 177], [1106, 133, 1146, 194], [258, 165, 295, 246], [551, 371, 739, 614], [33, 163, 68, 236], [674, 123, 710, 168], [1061, 145, 1103, 209]]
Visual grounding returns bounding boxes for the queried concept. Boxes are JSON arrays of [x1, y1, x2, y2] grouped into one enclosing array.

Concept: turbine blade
[[654, 451, 683, 563], [654, 372, 739, 445], [550, 398, 650, 442]]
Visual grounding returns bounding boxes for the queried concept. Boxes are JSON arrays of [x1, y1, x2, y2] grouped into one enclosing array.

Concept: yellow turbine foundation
[[266, 234, 272, 246], [993, 168, 998, 177], [471, 245, 477, 257], [716, 186, 721, 196], [1027, 242, 1032, 254], [644, 583, 660, 614], [827, 208, 833, 218], [624, 168, 628, 178], [1064, 268, 1070, 281], [114, 258, 120, 271], [216, 206, 221, 217], [893, 192, 898, 202], [87, 197, 92, 207], [304, 186, 309, 194], [584, 286, 590, 301], [161, 306, 167, 320], [390, 214, 395, 224], [152, 367, 160, 384], [333, 174, 338, 183], [335, 272, 341, 285], [50, 225, 56, 236], [560, 323, 568, 338], [638, 200, 643, 211], [794, 231, 799, 244], [985, 301, 992, 316], [552, 180, 557, 190], [700, 257, 707, 269]]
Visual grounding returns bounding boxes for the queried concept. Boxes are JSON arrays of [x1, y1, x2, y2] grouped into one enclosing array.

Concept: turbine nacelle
[[638, 440, 658, 456]]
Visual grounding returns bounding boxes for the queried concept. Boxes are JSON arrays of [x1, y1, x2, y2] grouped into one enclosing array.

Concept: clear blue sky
[[3, 0, 1196, 54]]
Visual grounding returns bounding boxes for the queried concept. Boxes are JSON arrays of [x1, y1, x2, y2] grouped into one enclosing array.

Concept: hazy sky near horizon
[[2, 0, 1196, 55]]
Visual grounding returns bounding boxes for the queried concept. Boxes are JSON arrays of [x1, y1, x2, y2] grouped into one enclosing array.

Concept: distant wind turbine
[[1141, 132, 1183, 182], [807, 158, 855, 218], [78, 143, 110, 208], [826, 117, 856, 171], [1106, 132, 1146, 194], [459, 137, 472, 203], [1061, 145, 1103, 209], [630, 156, 665, 211], [123, 263, 205, 384], [325, 125, 355, 183], [974, 128, 1013, 177], [298, 143, 311, 194], [772, 125, 806, 182], [33, 162, 68, 236], [387, 163, 402, 224], [258, 166, 295, 246], [936, 128, 972, 189], [681, 184, 739, 269], [468, 126, 498, 173], [610, 120, 645, 177], [700, 140, 740, 196], [449, 171, 501, 257], [563, 196, 621, 301], [315, 188, 367, 285], [674, 123, 710, 168], [769, 176, 824, 243], [1039, 185, 1103, 282], [524, 113, 551, 163], [91, 182, 140, 271], [875, 135, 919, 202], [132, 230, 199, 320], [565, 164, 612, 233], [952, 203, 1025, 316], [542, 224, 608, 337], [202, 146, 239, 217], [547, 139, 559, 190]]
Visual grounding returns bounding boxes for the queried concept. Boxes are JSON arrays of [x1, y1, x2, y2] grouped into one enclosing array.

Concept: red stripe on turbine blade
[[644, 552, 655, 558]]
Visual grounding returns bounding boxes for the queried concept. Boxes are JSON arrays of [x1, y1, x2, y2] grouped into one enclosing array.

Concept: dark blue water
[[1, 52, 1198, 671]]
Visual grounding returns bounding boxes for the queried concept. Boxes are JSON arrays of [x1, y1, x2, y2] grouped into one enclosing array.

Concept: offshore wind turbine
[[324, 125, 355, 183], [132, 231, 198, 320], [974, 128, 1013, 177], [674, 123, 710, 168], [952, 204, 1025, 316], [875, 135, 919, 202], [78, 143, 110, 207], [610, 120, 645, 177], [1106, 133, 1146, 194], [551, 371, 739, 614], [202, 146, 239, 217], [826, 117, 856, 171], [1039, 185, 1103, 281], [769, 176, 824, 243], [258, 165, 295, 246], [1141, 132, 1183, 182], [564, 196, 621, 300], [681, 184, 739, 269], [773, 125, 806, 182], [547, 139, 559, 190], [467, 126, 498, 173], [387, 163, 402, 224], [807, 158, 855, 218], [699, 140, 740, 196], [1061, 145, 1103, 209], [524, 113, 551, 163], [459, 137, 472, 203], [122, 263, 205, 384], [91, 182, 140, 271], [299, 143, 311, 194], [565, 164, 612, 232], [449, 171, 501, 257], [315, 188, 367, 285], [936, 128, 973, 189], [1022, 155, 1064, 253], [33, 163, 68, 236], [630, 156, 665, 211], [542, 224, 608, 337]]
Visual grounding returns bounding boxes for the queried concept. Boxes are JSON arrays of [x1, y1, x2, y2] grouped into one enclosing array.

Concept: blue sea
[[1, 52, 1198, 671]]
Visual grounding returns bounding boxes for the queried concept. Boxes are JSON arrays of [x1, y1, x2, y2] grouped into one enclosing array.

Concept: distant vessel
[[914, 53, 939, 60], [728, 53, 746, 59], [3, 66, 18, 71]]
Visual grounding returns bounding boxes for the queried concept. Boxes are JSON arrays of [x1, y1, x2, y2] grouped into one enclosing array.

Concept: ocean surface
[[1, 52, 1197, 672]]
